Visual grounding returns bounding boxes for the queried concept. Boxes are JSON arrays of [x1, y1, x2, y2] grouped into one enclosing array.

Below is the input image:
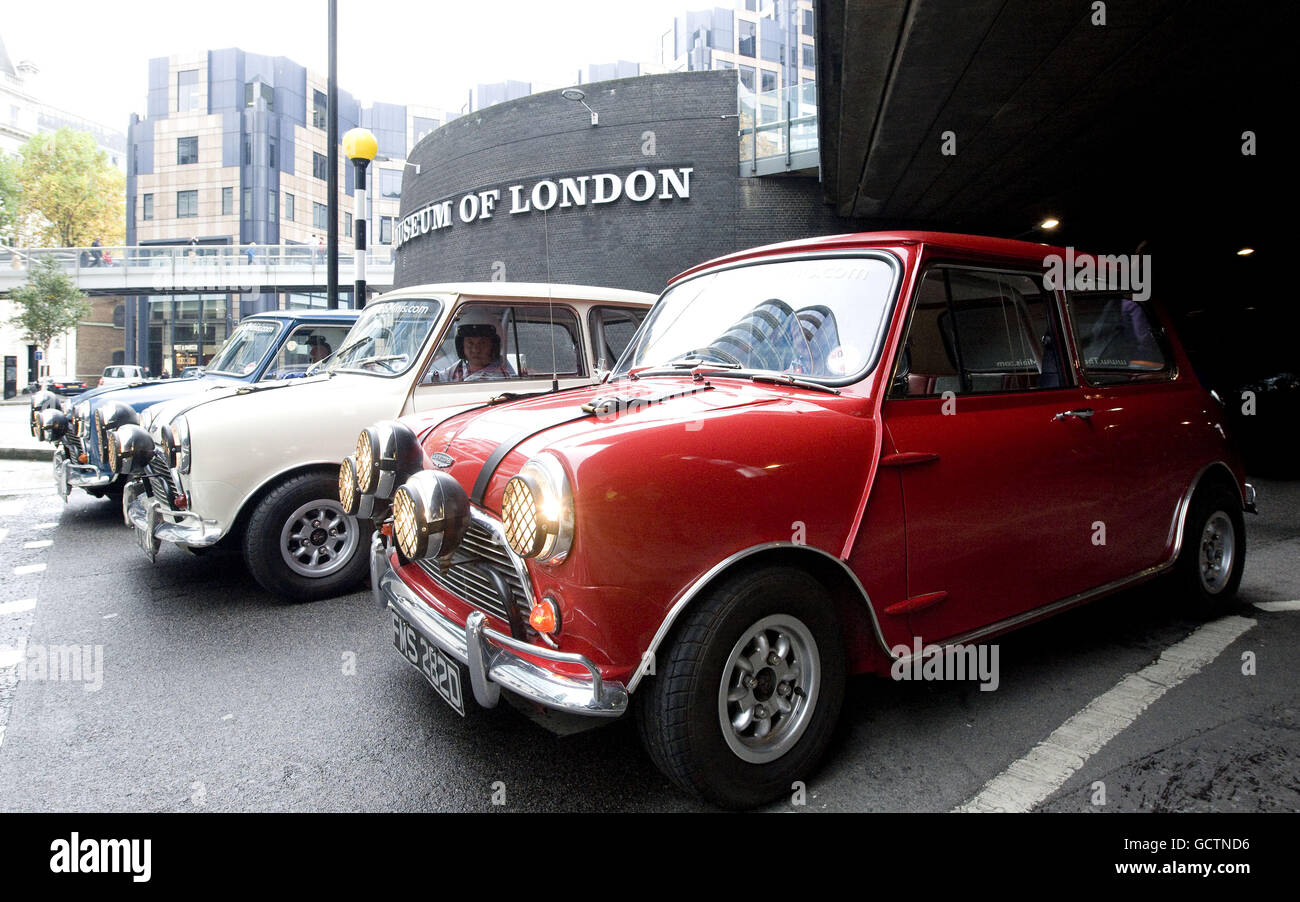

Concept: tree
[[0, 154, 20, 246], [8, 256, 91, 368], [16, 127, 125, 248]]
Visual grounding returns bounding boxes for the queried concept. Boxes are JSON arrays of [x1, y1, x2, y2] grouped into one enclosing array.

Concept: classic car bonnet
[[420, 379, 787, 508]]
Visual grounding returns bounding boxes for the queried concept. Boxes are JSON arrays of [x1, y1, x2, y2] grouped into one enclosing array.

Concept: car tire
[[243, 471, 371, 602], [635, 566, 845, 809], [1175, 483, 1246, 618]]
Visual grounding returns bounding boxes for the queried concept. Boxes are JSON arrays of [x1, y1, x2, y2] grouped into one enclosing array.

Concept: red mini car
[[343, 231, 1254, 808]]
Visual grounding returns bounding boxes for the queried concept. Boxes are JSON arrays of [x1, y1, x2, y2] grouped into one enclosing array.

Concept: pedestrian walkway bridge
[[0, 245, 395, 297]]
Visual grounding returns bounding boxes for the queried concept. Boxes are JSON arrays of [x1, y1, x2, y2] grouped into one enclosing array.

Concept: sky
[[3, 0, 700, 132]]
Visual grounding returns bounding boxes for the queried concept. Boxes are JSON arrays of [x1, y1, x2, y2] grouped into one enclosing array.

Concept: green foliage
[[0, 155, 20, 245], [8, 256, 91, 353], [16, 127, 125, 248]]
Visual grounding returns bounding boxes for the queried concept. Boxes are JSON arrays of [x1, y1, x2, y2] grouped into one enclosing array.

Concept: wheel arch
[[228, 460, 343, 544], [627, 542, 895, 694], [1169, 461, 1245, 560]]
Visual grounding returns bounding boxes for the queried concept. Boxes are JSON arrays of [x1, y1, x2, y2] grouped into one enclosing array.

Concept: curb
[[0, 447, 52, 462]]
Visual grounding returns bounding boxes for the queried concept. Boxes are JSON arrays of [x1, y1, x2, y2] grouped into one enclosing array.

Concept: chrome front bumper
[[375, 552, 628, 718], [1244, 482, 1258, 514], [52, 447, 113, 489], [122, 479, 225, 547]]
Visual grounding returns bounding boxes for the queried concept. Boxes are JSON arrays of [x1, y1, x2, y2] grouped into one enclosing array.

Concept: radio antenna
[[543, 209, 558, 392]]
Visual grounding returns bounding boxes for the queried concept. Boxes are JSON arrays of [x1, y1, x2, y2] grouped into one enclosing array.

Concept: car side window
[[889, 267, 1070, 397], [1065, 292, 1175, 385], [419, 304, 585, 384], [589, 306, 649, 370], [264, 324, 354, 379]]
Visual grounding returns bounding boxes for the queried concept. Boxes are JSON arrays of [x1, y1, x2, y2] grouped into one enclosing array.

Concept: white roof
[[373, 282, 658, 307]]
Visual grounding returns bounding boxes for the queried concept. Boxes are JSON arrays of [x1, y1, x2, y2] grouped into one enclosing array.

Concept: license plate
[[134, 501, 161, 562], [391, 608, 466, 716], [56, 460, 70, 500]]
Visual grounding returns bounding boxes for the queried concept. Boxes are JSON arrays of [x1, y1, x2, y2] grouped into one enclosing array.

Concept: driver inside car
[[440, 310, 517, 382]]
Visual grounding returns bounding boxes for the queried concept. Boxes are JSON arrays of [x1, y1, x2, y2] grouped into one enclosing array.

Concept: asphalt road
[[0, 461, 1296, 813]]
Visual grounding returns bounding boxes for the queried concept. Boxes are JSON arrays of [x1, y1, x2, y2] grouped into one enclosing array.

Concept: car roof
[[372, 282, 657, 307], [669, 230, 1101, 284], [243, 309, 360, 323]]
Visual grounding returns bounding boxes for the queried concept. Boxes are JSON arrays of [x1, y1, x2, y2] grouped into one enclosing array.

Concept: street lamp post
[[342, 127, 378, 308]]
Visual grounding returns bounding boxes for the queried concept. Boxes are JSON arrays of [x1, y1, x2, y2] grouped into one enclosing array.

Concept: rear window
[[1066, 293, 1175, 385]]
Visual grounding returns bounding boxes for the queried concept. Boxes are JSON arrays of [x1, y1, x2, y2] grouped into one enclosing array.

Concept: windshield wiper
[[750, 373, 840, 394], [350, 354, 407, 372], [666, 348, 743, 369]]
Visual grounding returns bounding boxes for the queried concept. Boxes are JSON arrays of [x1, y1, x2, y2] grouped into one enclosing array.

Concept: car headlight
[[391, 470, 470, 564], [501, 453, 574, 563], [38, 408, 70, 441], [355, 421, 426, 502], [30, 391, 58, 437], [97, 402, 140, 455], [109, 424, 155, 475], [160, 415, 191, 473], [338, 457, 359, 515]]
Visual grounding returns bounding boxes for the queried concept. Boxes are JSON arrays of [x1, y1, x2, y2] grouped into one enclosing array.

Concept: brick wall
[[76, 295, 126, 382], [395, 70, 871, 295]]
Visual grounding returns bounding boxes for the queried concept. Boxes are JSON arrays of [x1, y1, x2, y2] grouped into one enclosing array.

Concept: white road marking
[[103, 613, 118, 620], [0, 598, 36, 616], [12, 564, 46, 576], [956, 615, 1257, 813], [222, 714, 234, 721], [34, 523, 56, 530], [1253, 600, 1300, 613], [0, 642, 24, 669], [0, 528, 7, 543], [22, 540, 52, 549]]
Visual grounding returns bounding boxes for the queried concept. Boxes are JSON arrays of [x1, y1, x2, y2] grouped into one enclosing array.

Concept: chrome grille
[[418, 520, 532, 630], [61, 433, 85, 459], [145, 451, 177, 503]]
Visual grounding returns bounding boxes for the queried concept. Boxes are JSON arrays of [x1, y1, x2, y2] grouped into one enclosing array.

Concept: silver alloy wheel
[[279, 499, 359, 579], [718, 614, 820, 763], [1198, 511, 1236, 595]]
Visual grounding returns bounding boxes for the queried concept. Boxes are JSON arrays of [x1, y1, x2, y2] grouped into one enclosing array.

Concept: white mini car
[[99, 365, 147, 387], [112, 283, 653, 600]]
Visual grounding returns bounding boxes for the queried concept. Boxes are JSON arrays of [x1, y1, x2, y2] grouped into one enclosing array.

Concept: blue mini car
[[32, 309, 358, 501]]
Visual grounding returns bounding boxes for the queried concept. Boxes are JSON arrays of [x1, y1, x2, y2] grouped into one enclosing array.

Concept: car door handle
[[1053, 408, 1094, 421]]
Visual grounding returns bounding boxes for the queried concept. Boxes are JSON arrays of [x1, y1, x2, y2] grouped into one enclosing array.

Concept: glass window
[[413, 116, 439, 143], [589, 306, 649, 371], [205, 318, 284, 376], [1066, 292, 1174, 384], [221, 187, 233, 216], [739, 65, 756, 92], [142, 194, 154, 221], [714, 59, 735, 70], [803, 8, 814, 34], [421, 304, 585, 384], [761, 70, 777, 93], [177, 136, 198, 165], [331, 297, 445, 378], [344, 212, 352, 237], [268, 137, 277, 169], [243, 137, 251, 165], [739, 21, 757, 57], [242, 188, 252, 220], [177, 190, 198, 218], [244, 81, 274, 110], [313, 90, 328, 129], [177, 69, 200, 112], [268, 189, 277, 222], [312, 152, 328, 181], [888, 268, 1069, 398], [313, 202, 328, 230], [616, 256, 898, 382], [262, 323, 354, 379], [379, 216, 393, 244], [379, 168, 402, 200], [285, 193, 295, 222], [802, 44, 816, 70]]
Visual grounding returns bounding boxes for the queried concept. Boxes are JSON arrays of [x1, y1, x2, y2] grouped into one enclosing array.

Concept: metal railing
[[0, 243, 395, 295], [739, 81, 820, 177]]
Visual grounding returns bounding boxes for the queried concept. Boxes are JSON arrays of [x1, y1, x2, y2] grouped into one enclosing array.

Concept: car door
[[881, 265, 1114, 644]]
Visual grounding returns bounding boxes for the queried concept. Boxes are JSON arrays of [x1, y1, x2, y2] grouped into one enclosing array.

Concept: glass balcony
[[739, 81, 819, 177]]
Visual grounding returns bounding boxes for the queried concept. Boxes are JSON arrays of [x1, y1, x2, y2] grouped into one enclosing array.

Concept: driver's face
[[463, 335, 495, 370]]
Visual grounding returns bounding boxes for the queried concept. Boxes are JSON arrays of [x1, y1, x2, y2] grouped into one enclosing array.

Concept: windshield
[[329, 297, 445, 376], [613, 256, 899, 382], [204, 319, 284, 376]]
